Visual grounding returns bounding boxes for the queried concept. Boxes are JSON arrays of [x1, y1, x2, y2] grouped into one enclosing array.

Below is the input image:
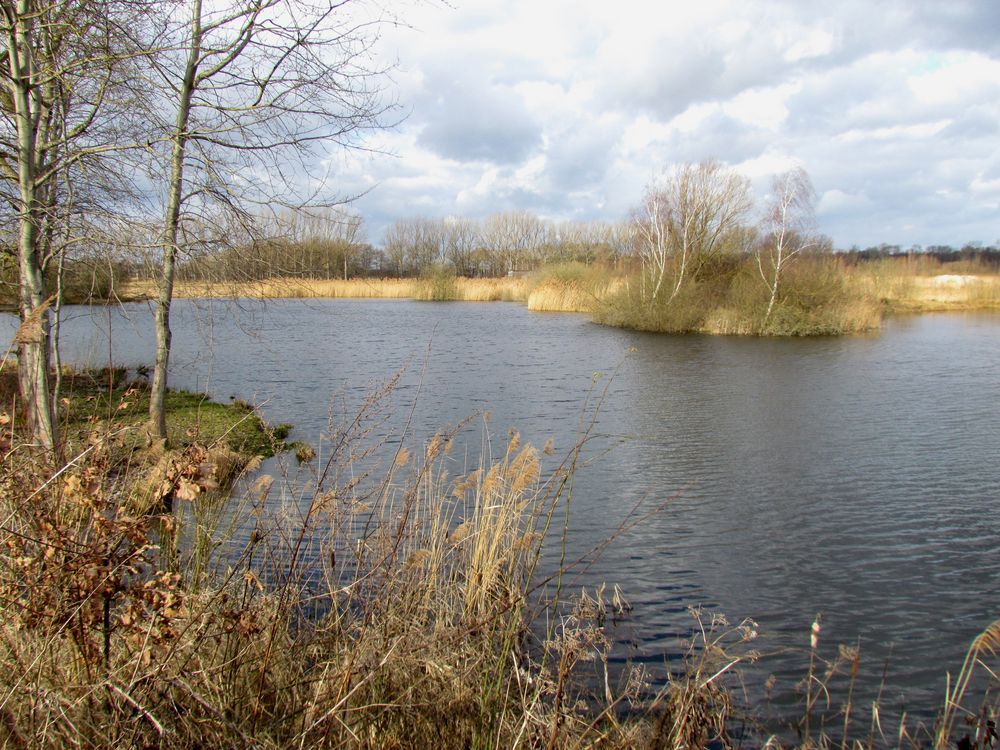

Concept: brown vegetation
[[118, 256, 1000, 338], [120, 275, 530, 304], [1, 368, 999, 747], [0, 376, 711, 748]]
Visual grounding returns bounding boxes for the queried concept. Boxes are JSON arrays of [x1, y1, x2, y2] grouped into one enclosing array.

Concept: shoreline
[[114, 271, 1000, 329]]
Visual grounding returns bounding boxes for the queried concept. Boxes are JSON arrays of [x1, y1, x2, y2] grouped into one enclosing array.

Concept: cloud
[[329, 0, 1000, 249], [414, 74, 542, 164]]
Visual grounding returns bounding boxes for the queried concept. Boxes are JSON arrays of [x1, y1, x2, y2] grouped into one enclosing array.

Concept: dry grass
[[900, 274, 1000, 310], [0, 377, 677, 749], [454, 277, 529, 302], [120, 276, 529, 303], [2, 368, 999, 748], [850, 260, 1000, 312], [526, 279, 624, 313], [936, 619, 1000, 749], [525, 263, 625, 313], [119, 260, 1000, 332]]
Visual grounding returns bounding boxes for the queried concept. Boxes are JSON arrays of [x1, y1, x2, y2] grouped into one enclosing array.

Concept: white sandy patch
[[930, 274, 981, 286]]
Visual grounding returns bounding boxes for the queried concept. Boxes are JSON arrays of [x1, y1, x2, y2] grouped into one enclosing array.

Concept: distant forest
[[842, 244, 1000, 268]]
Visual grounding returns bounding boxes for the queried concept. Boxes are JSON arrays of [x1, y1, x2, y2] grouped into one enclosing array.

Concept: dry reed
[[120, 276, 529, 303], [2, 369, 999, 748], [849, 260, 1000, 312], [0, 376, 663, 748]]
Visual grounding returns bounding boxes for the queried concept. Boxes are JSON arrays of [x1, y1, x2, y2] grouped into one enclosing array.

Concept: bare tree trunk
[[6, 0, 57, 452], [15, 175, 57, 453], [14, 285, 56, 452], [149, 0, 201, 442]]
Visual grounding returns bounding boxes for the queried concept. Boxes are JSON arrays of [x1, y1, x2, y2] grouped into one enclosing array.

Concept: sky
[[332, 0, 1000, 250]]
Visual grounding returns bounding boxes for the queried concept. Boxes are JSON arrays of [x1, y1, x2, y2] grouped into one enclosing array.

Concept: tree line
[[842, 244, 1000, 268], [169, 208, 634, 281]]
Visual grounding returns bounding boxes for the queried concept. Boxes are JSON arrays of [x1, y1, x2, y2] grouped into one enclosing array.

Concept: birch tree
[[146, 0, 391, 441], [757, 167, 818, 325], [634, 160, 752, 305]]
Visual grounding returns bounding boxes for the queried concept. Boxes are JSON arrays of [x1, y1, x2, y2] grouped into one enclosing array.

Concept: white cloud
[[783, 28, 835, 62], [334, 0, 1000, 248], [723, 83, 802, 130], [818, 189, 874, 215]]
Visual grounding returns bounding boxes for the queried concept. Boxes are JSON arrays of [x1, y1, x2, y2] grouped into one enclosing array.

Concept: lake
[[3, 299, 999, 729]]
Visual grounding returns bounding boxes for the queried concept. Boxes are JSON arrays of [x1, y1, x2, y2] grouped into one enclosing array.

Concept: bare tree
[[0, 0, 150, 451], [145, 0, 392, 441], [380, 217, 444, 276], [608, 220, 635, 267], [382, 219, 408, 277], [757, 167, 818, 325], [554, 219, 619, 263], [442, 216, 479, 276], [634, 160, 753, 305], [406, 217, 445, 273], [481, 210, 547, 275]]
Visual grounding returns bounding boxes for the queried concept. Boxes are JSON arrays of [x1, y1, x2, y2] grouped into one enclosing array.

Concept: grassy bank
[[853, 259, 1000, 313], [0, 364, 288, 459], [120, 275, 530, 304], [0, 364, 292, 528]]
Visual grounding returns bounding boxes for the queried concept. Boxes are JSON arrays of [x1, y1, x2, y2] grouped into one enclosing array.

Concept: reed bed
[[524, 262, 623, 313], [413, 275, 529, 302], [120, 276, 529, 303], [1, 368, 999, 748], [0, 376, 673, 749], [118, 260, 1000, 331], [526, 279, 623, 313], [845, 256, 1000, 311]]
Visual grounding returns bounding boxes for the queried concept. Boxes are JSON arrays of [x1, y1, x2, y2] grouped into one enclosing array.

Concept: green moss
[[55, 367, 288, 458]]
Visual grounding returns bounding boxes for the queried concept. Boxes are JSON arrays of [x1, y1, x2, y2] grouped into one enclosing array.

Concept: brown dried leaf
[[175, 478, 200, 502]]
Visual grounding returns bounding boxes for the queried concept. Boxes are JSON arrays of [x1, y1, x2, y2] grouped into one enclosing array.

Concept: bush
[[414, 263, 458, 301], [759, 256, 880, 335]]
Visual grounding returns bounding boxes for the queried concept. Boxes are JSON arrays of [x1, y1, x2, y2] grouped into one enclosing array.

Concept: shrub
[[414, 263, 458, 301]]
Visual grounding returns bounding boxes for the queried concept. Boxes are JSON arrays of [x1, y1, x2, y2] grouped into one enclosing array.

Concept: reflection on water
[[3, 300, 999, 722]]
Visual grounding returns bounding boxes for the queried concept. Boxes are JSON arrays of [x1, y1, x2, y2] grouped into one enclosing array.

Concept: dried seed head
[[426, 434, 442, 460], [450, 521, 471, 544]]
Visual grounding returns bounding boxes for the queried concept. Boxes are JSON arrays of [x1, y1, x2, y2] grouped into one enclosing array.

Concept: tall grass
[[120, 276, 530, 303], [526, 262, 624, 313], [0, 376, 670, 748], [2, 368, 1000, 747], [851, 259, 1000, 312], [413, 264, 459, 301], [113, 258, 1000, 338]]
